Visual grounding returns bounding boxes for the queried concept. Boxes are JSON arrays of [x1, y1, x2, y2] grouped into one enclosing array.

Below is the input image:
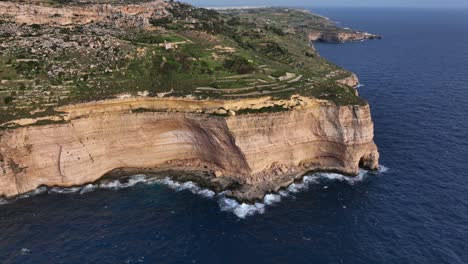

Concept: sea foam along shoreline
[[0, 166, 388, 218]]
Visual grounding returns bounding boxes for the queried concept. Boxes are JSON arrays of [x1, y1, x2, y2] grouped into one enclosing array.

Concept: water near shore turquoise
[[1, 8, 468, 263]]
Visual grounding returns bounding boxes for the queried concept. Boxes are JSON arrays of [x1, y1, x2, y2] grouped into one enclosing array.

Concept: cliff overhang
[[0, 96, 379, 203]]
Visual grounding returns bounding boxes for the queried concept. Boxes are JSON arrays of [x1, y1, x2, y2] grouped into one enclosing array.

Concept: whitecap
[[379, 165, 389, 173], [18, 186, 48, 199], [155, 177, 215, 198], [80, 184, 97, 194], [197, 189, 216, 198], [218, 197, 240, 212], [218, 197, 266, 218], [49, 187, 81, 194], [233, 202, 265, 219], [99, 174, 149, 190], [303, 175, 320, 184], [155, 177, 181, 189], [264, 194, 281, 205], [314, 172, 348, 182], [0, 168, 387, 218], [287, 182, 308, 193], [99, 180, 123, 189], [312, 169, 369, 185], [217, 169, 380, 218], [177, 181, 199, 192]]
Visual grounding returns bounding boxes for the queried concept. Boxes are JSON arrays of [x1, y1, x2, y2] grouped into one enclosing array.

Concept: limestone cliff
[[0, 99, 378, 201], [309, 31, 381, 43], [0, 2, 380, 202], [0, 1, 170, 28], [337, 73, 360, 88]]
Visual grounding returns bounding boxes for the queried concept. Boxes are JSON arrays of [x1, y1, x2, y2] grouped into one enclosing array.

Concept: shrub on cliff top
[[223, 56, 255, 74], [3, 96, 14, 105]]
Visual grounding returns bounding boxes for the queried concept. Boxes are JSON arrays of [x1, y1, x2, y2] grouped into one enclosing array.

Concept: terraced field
[[0, 1, 368, 125], [196, 72, 302, 98]]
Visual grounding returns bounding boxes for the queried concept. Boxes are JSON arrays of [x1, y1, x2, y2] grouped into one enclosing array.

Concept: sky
[[183, 0, 468, 8]]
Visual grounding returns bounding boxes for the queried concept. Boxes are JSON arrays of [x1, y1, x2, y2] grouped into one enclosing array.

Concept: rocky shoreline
[[309, 31, 381, 43], [100, 164, 374, 203], [0, 164, 377, 205]]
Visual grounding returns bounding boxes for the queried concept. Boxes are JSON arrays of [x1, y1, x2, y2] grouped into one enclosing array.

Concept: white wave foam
[[224, 168, 380, 218], [308, 169, 369, 185], [264, 194, 281, 205], [80, 184, 97, 194], [234, 203, 265, 218], [379, 165, 389, 173], [49, 187, 81, 194], [18, 186, 48, 199], [156, 177, 215, 198], [0, 167, 389, 219], [287, 182, 308, 193], [218, 197, 239, 211], [99, 174, 149, 190], [356, 84, 365, 88], [198, 189, 216, 198], [218, 198, 265, 218]]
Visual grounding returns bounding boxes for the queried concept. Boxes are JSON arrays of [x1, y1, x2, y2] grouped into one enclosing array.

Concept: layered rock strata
[[0, 99, 378, 201], [309, 31, 381, 43], [0, 1, 170, 28]]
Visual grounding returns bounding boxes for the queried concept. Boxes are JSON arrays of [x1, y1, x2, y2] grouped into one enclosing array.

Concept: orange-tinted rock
[[0, 101, 378, 200]]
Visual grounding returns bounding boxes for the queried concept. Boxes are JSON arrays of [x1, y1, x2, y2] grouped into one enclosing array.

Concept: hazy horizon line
[[198, 4, 468, 9], [184, 1, 468, 9]]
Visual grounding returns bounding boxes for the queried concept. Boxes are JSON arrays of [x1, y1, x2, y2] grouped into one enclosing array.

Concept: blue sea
[[1, 8, 468, 264]]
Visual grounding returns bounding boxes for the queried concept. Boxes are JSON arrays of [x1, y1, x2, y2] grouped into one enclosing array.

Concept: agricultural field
[[0, 1, 367, 124]]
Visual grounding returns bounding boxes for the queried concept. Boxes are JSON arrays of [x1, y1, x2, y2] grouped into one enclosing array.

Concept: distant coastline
[[205, 6, 270, 10]]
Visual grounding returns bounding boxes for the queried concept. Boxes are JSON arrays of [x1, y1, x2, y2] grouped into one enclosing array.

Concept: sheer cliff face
[[226, 104, 378, 183], [0, 103, 378, 198], [308, 31, 380, 43]]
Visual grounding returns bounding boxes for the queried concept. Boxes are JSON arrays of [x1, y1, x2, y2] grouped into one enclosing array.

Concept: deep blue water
[[1, 8, 468, 264]]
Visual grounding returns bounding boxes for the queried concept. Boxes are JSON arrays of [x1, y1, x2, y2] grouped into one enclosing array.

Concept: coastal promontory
[[0, 0, 379, 202]]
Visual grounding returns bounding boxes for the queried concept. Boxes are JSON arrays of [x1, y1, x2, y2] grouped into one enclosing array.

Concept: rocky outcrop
[[309, 30, 381, 43], [0, 100, 378, 201], [337, 73, 360, 87], [0, 1, 170, 28]]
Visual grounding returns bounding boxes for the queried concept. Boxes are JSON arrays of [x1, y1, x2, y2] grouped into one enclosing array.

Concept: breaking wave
[[378, 165, 389, 173], [2, 175, 215, 203], [218, 198, 266, 218], [0, 166, 388, 218], [48, 175, 216, 198], [216, 166, 389, 218], [0, 198, 9, 205]]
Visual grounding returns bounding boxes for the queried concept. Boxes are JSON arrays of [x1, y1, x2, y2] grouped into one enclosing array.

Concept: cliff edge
[[0, 97, 378, 202], [0, 1, 380, 202]]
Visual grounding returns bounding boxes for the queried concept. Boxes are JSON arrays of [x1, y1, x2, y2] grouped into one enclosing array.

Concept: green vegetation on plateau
[[0, 1, 367, 124]]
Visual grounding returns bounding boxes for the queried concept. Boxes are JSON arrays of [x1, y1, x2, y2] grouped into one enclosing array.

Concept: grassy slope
[[0, 2, 365, 124]]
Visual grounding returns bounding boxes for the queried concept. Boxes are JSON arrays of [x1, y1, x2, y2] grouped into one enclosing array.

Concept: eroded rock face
[[337, 73, 360, 87], [309, 31, 381, 43], [0, 1, 170, 28], [0, 103, 378, 200]]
